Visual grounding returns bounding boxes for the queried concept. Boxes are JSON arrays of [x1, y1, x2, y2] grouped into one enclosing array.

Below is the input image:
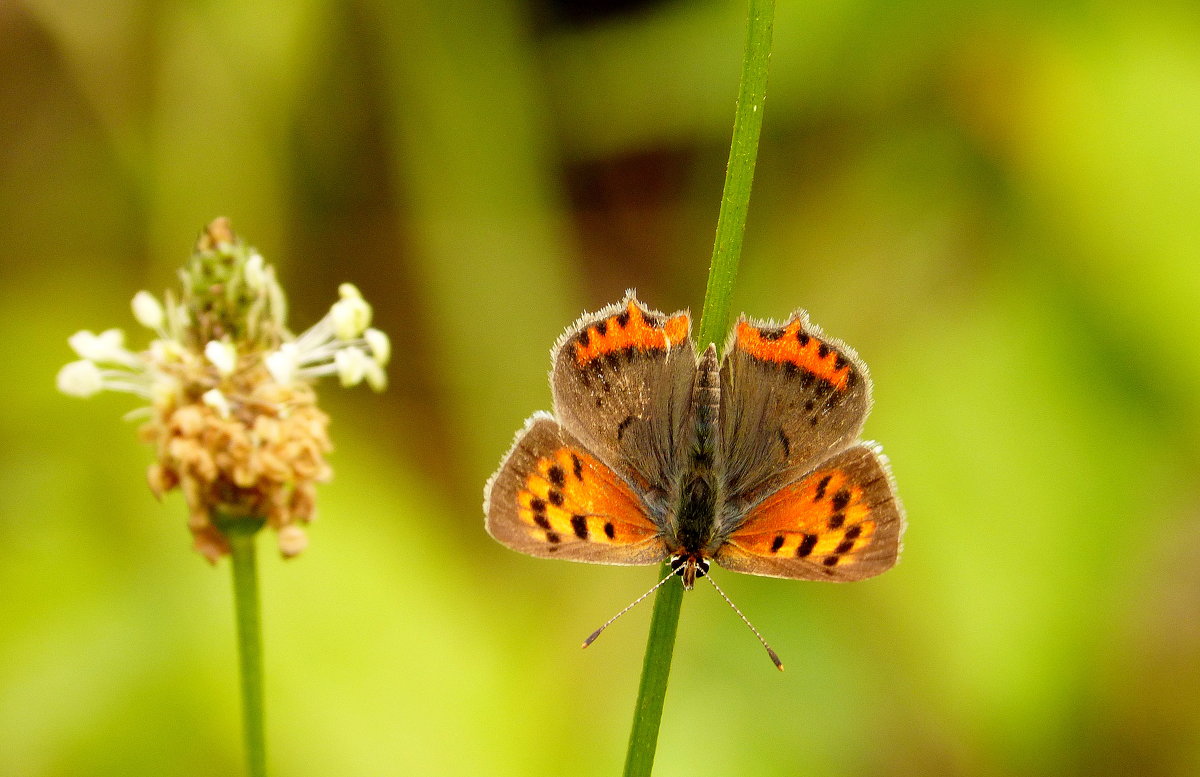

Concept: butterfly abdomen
[[691, 344, 720, 457]]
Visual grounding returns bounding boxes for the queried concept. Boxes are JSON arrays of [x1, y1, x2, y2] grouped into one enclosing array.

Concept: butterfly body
[[485, 292, 904, 588], [669, 344, 722, 587]]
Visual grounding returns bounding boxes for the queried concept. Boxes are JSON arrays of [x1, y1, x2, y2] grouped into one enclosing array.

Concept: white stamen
[[131, 291, 165, 330], [205, 341, 237, 377], [364, 328, 391, 366], [331, 283, 372, 340], [169, 300, 190, 333], [265, 343, 300, 385], [69, 329, 135, 365], [364, 360, 387, 392], [334, 347, 367, 387], [56, 360, 105, 397], [202, 388, 231, 418], [243, 253, 266, 291]]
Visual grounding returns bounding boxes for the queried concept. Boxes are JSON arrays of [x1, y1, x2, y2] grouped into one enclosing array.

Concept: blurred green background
[[3, 0, 1199, 775]]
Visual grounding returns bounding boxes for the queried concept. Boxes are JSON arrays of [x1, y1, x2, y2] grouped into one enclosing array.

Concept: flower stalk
[[622, 1, 776, 775], [223, 516, 267, 777]]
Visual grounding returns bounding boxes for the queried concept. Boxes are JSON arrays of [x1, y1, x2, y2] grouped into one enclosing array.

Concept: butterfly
[[484, 291, 904, 663]]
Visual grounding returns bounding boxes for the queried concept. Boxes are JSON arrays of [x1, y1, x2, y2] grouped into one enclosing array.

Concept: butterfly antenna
[[705, 574, 784, 671], [582, 569, 676, 649]]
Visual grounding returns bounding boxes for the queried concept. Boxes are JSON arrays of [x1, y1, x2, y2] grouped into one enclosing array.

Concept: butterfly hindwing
[[714, 443, 904, 582], [551, 291, 696, 497], [484, 413, 670, 565], [720, 311, 872, 502]]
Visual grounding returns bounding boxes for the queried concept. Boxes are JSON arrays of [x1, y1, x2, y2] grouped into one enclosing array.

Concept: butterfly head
[[669, 554, 710, 590]]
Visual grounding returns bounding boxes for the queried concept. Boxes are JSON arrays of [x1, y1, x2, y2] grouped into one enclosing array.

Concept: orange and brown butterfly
[[483, 291, 904, 664]]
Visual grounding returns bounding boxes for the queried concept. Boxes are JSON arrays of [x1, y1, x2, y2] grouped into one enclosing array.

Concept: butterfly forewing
[[551, 292, 696, 497], [484, 413, 670, 565], [714, 443, 904, 582], [719, 311, 872, 502]]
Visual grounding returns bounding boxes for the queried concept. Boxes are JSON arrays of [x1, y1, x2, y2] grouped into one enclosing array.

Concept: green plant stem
[[622, 561, 683, 776], [225, 518, 267, 777], [622, 2, 775, 776], [697, 0, 775, 350]]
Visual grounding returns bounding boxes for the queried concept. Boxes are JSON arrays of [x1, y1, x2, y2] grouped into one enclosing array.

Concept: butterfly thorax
[[669, 344, 723, 588]]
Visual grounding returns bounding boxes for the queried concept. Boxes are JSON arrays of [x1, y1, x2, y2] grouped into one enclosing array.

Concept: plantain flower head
[[57, 218, 390, 562]]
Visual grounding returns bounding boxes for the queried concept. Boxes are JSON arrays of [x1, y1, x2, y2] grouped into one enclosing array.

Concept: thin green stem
[[697, 0, 775, 349], [225, 518, 267, 777], [622, 1, 775, 776], [622, 561, 683, 777]]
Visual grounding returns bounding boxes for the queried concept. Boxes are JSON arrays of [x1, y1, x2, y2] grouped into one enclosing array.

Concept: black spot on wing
[[777, 428, 791, 458], [814, 475, 831, 501], [617, 415, 634, 441]]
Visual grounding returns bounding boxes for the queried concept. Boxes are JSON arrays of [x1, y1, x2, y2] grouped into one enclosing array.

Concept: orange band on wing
[[735, 320, 853, 391], [727, 466, 876, 565], [573, 301, 689, 366], [516, 447, 659, 546]]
